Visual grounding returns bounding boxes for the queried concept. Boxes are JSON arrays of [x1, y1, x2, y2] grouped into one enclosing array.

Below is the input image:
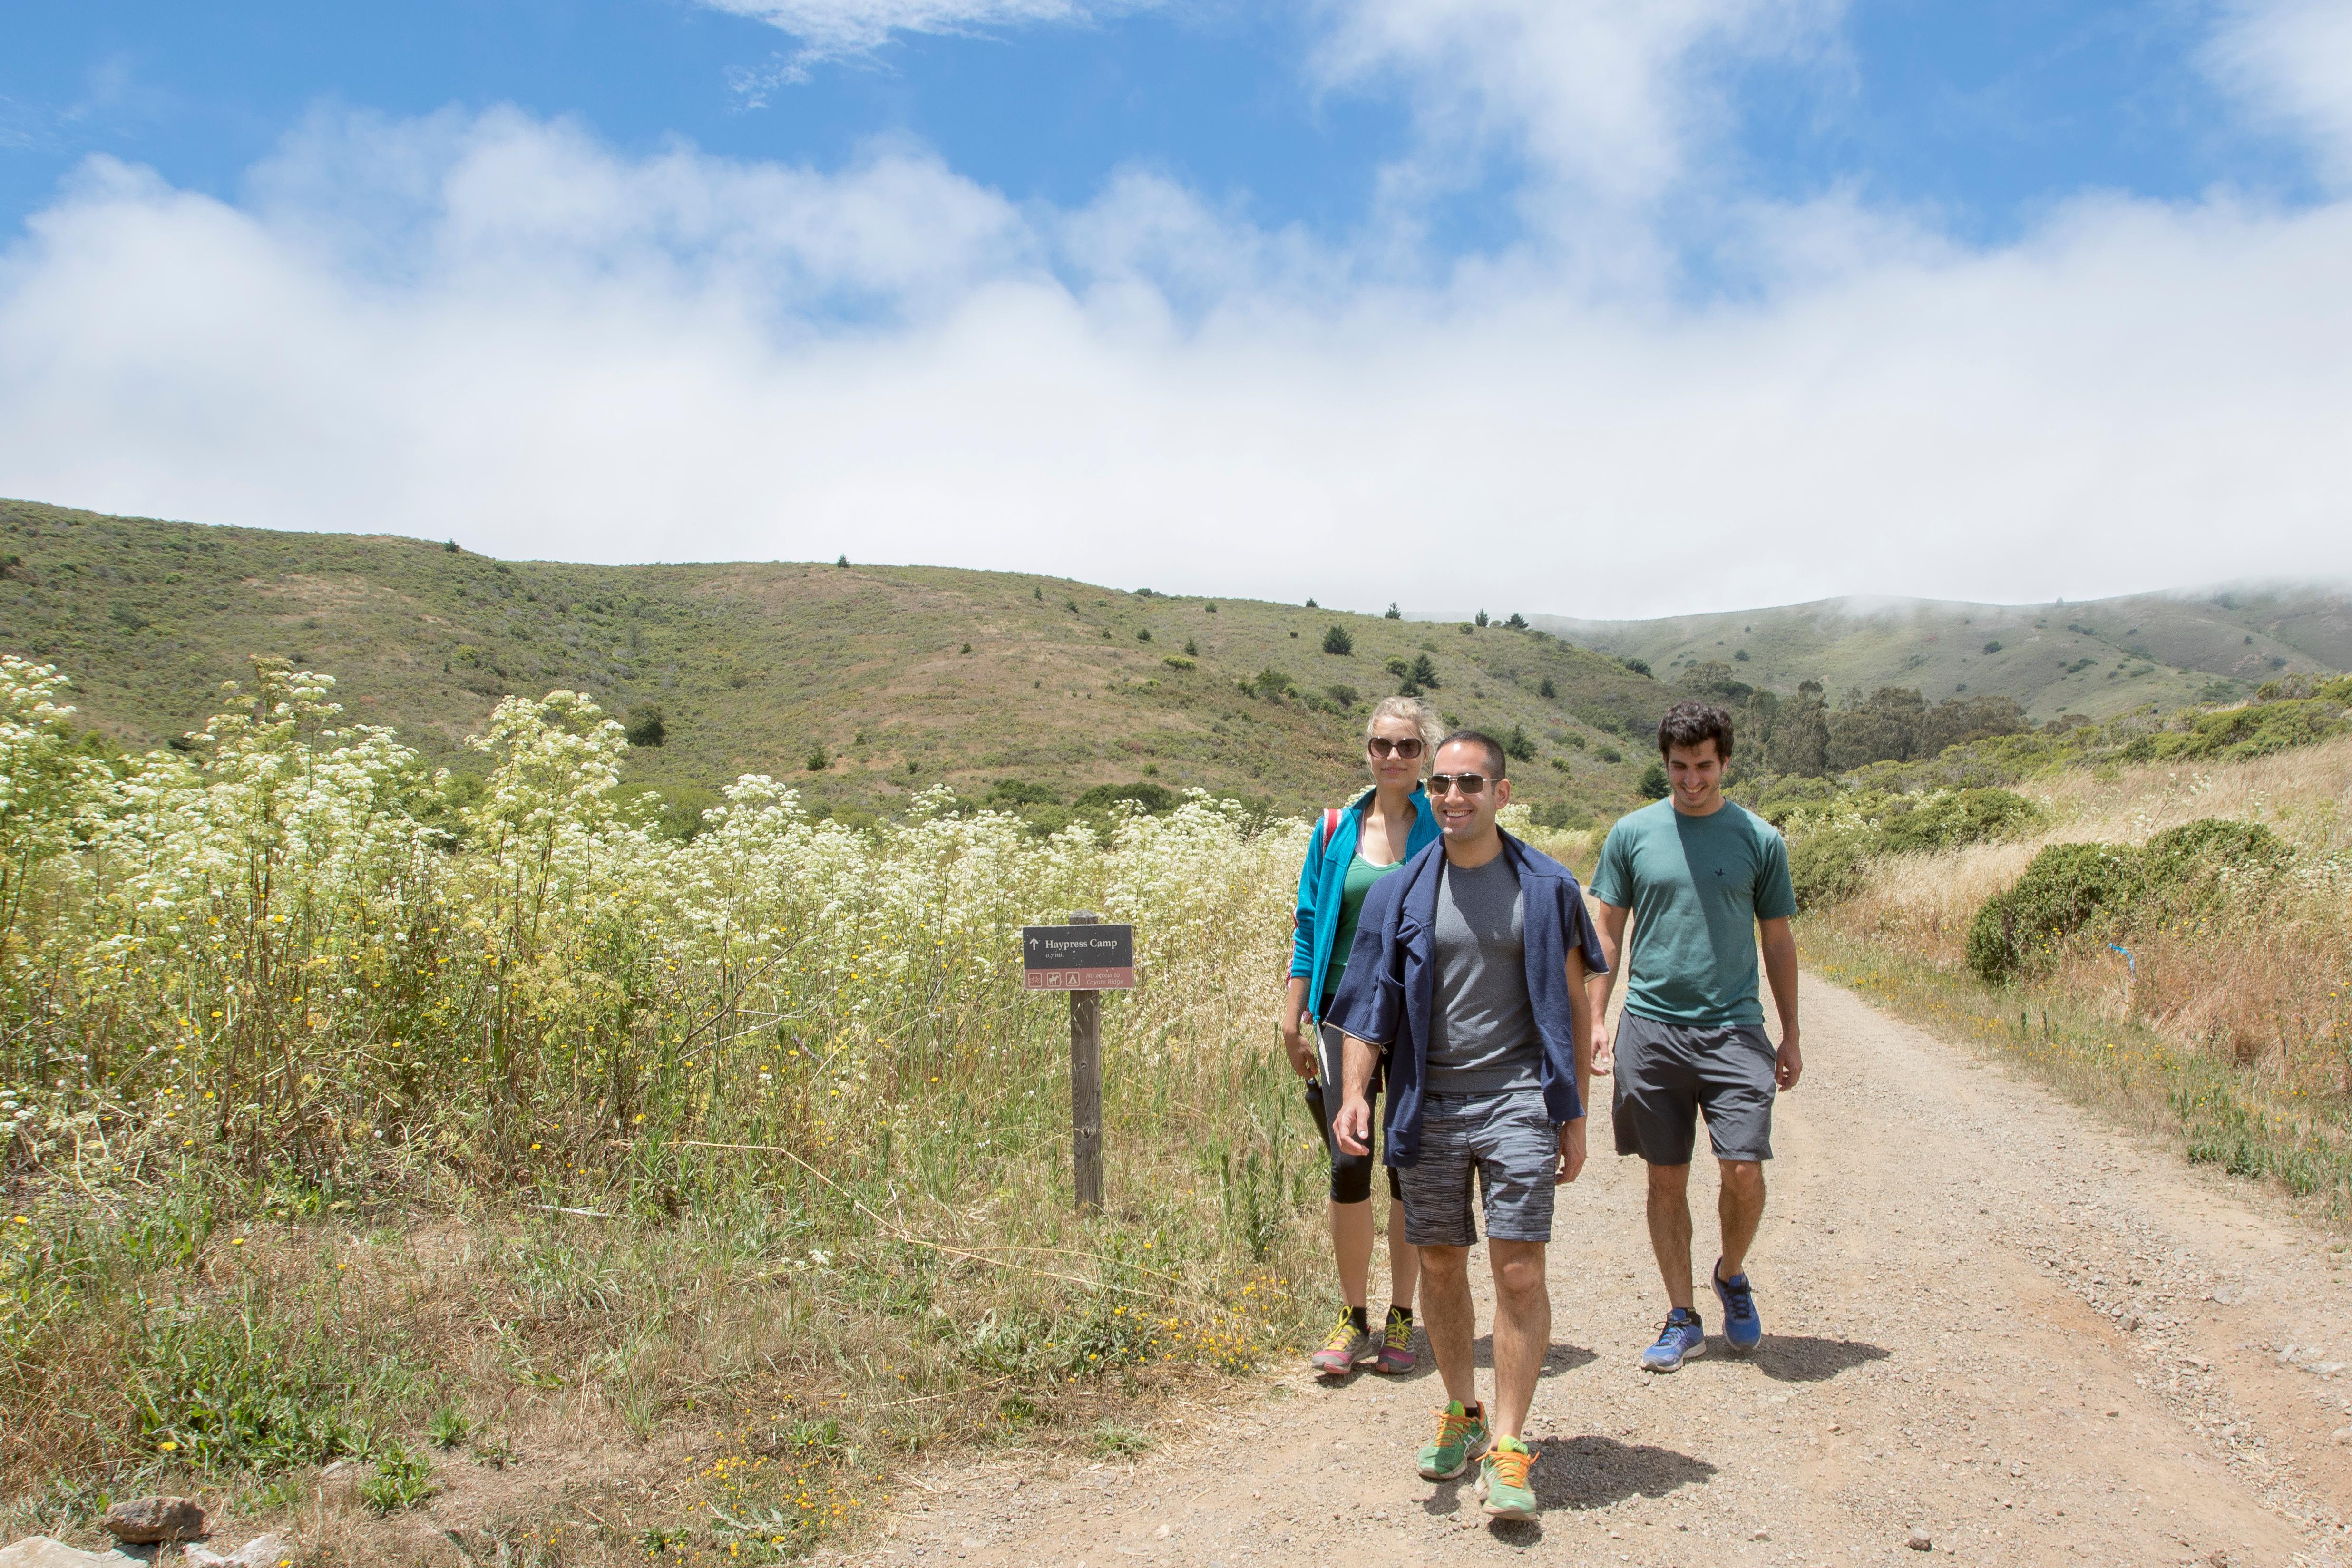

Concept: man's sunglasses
[[1366, 737, 1425, 759], [1427, 773, 1492, 796]]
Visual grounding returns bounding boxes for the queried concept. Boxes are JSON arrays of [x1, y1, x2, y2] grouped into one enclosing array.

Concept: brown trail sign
[[1023, 914, 1136, 1214]]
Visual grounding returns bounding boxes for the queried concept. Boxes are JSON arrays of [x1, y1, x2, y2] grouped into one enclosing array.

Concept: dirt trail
[[850, 973, 2352, 1568]]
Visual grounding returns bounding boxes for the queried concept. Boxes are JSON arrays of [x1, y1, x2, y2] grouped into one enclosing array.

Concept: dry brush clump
[[0, 654, 1330, 1556]]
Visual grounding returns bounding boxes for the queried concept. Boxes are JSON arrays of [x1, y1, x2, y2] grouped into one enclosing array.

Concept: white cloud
[[3, 107, 2349, 619], [1310, 0, 1845, 216], [703, 0, 1155, 94], [2208, 0, 2352, 185]]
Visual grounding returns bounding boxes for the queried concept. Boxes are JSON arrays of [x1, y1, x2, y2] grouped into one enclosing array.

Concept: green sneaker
[[1476, 1435, 1538, 1520], [1416, 1400, 1490, 1480]]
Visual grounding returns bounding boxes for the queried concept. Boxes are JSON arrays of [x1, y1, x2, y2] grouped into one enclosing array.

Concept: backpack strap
[[1321, 807, 1343, 853]]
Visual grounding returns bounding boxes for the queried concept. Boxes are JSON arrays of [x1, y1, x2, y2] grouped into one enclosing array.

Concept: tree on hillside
[[1828, 686, 1927, 771], [1322, 625, 1354, 656], [1475, 610, 1489, 627], [1767, 681, 1830, 776], [623, 704, 666, 748], [1504, 724, 1535, 762], [1385, 603, 1402, 620], [1505, 613, 1528, 629], [1410, 653, 1441, 690], [1918, 694, 2030, 754], [1680, 660, 1754, 705]]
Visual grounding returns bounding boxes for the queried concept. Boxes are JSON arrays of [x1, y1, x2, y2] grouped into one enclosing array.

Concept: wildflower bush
[[0, 656, 1330, 1551]]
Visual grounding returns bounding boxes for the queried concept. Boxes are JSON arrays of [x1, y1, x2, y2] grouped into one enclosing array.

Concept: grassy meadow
[[0, 498, 1663, 827], [0, 653, 1381, 1564]]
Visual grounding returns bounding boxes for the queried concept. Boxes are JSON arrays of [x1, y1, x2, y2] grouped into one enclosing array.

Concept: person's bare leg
[[1715, 1159, 1766, 1280], [1646, 1161, 1695, 1312], [1417, 1243, 1479, 1409], [1330, 1198, 1373, 1311], [1386, 1192, 1418, 1310], [1486, 1240, 1549, 1440]]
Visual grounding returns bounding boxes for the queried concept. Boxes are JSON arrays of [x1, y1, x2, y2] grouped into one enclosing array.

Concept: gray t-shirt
[[1425, 853, 1541, 1094]]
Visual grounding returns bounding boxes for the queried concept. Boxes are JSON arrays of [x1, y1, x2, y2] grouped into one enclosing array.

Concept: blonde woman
[[1281, 694, 1445, 1376]]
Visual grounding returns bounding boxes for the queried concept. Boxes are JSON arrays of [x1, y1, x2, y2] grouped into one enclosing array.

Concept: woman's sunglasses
[[1427, 773, 1492, 796], [1366, 737, 1425, 759]]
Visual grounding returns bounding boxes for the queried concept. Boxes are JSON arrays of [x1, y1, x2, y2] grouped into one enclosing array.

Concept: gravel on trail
[[844, 973, 2352, 1568]]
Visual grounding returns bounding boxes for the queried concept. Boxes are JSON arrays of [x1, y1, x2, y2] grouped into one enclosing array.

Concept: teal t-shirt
[[1321, 852, 1405, 1010], [1591, 799, 1796, 1027]]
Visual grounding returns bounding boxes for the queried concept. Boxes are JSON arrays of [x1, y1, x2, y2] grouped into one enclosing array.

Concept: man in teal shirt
[[1587, 700, 1801, 1372]]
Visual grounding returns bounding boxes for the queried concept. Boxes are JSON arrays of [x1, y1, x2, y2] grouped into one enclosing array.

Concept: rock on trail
[[849, 973, 2352, 1568]]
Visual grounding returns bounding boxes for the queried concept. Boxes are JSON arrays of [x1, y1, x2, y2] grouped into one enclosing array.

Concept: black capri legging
[[1304, 1020, 1403, 1205]]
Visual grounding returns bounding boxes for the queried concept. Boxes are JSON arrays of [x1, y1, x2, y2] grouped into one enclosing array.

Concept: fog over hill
[[1471, 586, 2351, 721]]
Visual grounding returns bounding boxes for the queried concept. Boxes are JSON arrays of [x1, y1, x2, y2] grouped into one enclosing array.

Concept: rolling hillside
[[1513, 586, 2351, 721], [0, 498, 1667, 822]]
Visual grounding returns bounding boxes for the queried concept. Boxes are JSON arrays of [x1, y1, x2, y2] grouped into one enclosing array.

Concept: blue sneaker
[[1712, 1257, 1762, 1354], [1640, 1308, 1705, 1373]]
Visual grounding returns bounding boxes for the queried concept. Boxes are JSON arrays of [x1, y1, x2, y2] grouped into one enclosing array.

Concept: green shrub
[[1873, 788, 2039, 854], [1789, 828, 1870, 913], [1530, 801, 1590, 830], [1073, 782, 1177, 815], [1325, 683, 1359, 708], [621, 705, 668, 747], [1249, 667, 1296, 699], [1967, 842, 2141, 983], [2136, 817, 2293, 919], [1321, 626, 1353, 656], [1504, 725, 1535, 762], [2129, 699, 2349, 763], [1538, 677, 1556, 699], [1637, 761, 1668, 800]]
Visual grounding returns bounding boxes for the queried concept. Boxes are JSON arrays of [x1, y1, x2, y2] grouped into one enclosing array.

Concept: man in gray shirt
[[1329, 732, 1604, 1522], [1426, 852, 1545, 1095]]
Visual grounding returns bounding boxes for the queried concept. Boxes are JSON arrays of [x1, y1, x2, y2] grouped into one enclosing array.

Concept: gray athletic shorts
[[1611, 1011, 1777, 1165], [1396, 1088, 1559, 1248]]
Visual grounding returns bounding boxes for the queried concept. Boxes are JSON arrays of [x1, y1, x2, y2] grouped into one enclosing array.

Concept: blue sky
[[1, 0, 2348, 614], [2, 2, 2320, 266]]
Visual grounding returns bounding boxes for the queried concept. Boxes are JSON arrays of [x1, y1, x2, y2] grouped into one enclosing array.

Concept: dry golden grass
[[1814, 735, 2352, 1218]]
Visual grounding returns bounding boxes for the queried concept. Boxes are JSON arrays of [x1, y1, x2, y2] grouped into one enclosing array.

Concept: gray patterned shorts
[[1396, 1088, 1559, 1248]]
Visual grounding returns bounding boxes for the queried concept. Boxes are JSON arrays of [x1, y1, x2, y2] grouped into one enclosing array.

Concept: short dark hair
[[1657, 700, 1734, 761], [1436, 730, 1507, 780]]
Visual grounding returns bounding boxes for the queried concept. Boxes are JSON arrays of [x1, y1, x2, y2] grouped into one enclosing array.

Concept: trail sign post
[[1023, 914, 1136, 1214]]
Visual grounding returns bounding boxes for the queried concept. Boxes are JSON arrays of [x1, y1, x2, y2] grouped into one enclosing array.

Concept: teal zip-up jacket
[[1290, 785, 1441, 1019]]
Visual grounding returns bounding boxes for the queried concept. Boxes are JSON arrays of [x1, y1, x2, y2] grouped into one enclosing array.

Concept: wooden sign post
[[1022, 913, 1137, 1214]]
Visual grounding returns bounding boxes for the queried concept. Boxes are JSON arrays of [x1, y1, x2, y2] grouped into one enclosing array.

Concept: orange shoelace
[[1486, 1442, 1534, 1491], [1431, 1407, 1480, 1447]]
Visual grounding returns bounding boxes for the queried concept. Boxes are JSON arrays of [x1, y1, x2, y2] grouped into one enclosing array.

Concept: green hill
[[0, 498, 1668, 824], [1512, 586, 2350, 721]]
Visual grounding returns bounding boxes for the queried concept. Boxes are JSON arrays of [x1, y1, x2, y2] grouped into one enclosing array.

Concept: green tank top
[[1321, 851, 1406, 1013]]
